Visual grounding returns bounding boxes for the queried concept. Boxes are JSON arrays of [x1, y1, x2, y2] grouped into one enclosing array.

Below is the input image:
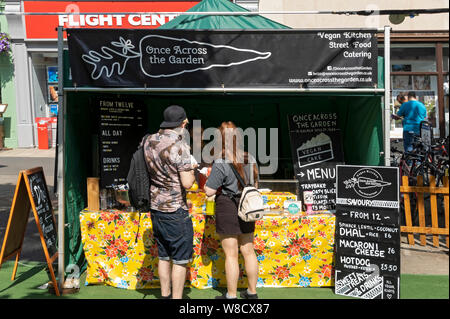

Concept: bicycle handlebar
[[403, 152, 425, 159]]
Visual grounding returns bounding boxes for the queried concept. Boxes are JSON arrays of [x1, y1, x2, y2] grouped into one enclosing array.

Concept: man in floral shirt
[[144, 105, 196, 299]]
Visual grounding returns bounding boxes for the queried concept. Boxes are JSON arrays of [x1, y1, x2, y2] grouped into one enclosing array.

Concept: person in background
[[392, 94, 407, 121], [391, 94, 407, 141], [392, 91, 427, 152], [396, 93, 408, 106], [204, 121, 259, 300], [143, 105, 197, 299]]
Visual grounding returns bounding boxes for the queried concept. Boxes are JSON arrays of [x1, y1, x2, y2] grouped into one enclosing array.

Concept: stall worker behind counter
[[143, 105, 198, 299]]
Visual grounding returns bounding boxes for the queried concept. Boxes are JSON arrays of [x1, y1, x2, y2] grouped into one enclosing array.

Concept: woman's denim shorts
[[150, 208, 194, 265]]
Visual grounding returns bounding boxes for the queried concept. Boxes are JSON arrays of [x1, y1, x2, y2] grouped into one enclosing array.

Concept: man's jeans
[[403, 130, 416, 153], [150, 208, 194, 265]]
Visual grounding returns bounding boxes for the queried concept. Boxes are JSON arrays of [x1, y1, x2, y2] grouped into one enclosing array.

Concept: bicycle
[[390, 140, 424, 186], [410, 135, 449, 187], [391, 135, 449, 228]]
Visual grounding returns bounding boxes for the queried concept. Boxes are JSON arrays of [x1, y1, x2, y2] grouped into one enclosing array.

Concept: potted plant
[[0, 32, 11, 54]]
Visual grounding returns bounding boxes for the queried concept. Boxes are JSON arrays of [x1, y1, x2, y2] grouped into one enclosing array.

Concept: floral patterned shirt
[[144, 129, 192, 212]]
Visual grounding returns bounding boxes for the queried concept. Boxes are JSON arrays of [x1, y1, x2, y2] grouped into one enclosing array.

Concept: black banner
[[97, 97, 146, 188], [334, 165, 400, 299], [67, 29, 378, 88]]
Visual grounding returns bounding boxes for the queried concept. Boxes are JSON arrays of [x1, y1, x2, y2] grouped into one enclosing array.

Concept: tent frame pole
[[63, 88, 385, 93], [57, 26, 65, 291], [383, 25, 391, 166]]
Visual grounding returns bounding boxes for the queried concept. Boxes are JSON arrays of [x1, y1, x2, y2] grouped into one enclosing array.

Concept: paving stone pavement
[[0, 148, 448, 275], [400, 238, 449, 275], [0, 148, 58, 263]]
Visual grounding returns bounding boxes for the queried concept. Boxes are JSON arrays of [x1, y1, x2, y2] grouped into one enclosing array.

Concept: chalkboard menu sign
[[288, 112, 344, 170], [97, 97, 146, 188], [296, 162, 340, 211], [288, 112, 344, 210], [0, 167, 60, 296], [336, 165, 399, 210], [334, 165, 400, 299], [27, 169, 58, 257]]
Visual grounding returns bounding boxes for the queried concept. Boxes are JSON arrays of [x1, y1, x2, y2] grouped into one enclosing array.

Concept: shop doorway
[[29, 52, 58, 147]]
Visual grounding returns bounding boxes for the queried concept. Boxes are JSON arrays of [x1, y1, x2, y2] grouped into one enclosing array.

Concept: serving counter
[[80, 209, 336, 290]]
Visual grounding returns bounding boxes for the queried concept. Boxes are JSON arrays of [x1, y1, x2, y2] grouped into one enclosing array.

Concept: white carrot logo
[[81, 35, 272, 80]]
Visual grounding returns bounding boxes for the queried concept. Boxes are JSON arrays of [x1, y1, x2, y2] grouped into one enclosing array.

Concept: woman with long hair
[[204, 121, 259, 299]]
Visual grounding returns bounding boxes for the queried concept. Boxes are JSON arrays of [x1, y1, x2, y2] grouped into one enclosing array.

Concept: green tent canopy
[[159, 0, 290, 30], [63, 0, 385, 274]]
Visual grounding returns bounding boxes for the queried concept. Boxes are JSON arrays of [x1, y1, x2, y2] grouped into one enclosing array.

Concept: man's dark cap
[[160, 105, 187, 128]]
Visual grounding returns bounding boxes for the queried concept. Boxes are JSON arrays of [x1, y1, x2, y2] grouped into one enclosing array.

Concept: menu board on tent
[[67, 29, 378, 89], [296, 162, 338, 211], [334, 165, 400, 299], [97, 98, 146, 188], [288, 112, 344, 211]]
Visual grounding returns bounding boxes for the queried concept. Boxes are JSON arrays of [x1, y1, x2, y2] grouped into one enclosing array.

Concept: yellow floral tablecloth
[[80, 210, 335, 290]]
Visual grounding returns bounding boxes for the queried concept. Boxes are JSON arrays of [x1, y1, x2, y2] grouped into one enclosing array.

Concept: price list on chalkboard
[[97, 98, 146, 188], [296, 162, 340, 211], [288, 112, 344, 210], [334, 165, 400, 299]]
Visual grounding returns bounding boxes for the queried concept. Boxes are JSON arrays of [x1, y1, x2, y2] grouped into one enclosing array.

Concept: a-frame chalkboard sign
[[0, 167, 60, 296]]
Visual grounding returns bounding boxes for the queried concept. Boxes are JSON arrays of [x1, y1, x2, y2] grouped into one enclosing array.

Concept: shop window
[[380, 45, 441, 138], [391, 75, 439, 137], [379, 46, 437, 70], [391, 46, 436, 72], [30, 53, 58, 118]]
